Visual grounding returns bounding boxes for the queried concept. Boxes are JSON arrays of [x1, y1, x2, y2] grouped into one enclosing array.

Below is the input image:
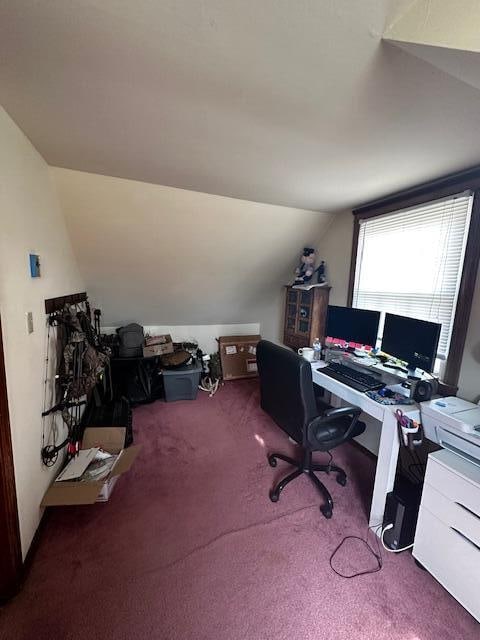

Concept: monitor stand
[[406, 365, 422, 381]]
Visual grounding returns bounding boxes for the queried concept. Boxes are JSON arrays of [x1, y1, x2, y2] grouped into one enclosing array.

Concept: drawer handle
[[455, 501, 480, 522], [450, 527, 480, 552]]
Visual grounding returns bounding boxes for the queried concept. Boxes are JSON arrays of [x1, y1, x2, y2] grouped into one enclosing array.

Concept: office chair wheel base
[[268, 455, 277, 468], [320, 504, 333, 519], [336, 474, 347, 487], [269, 490, 279, 503]]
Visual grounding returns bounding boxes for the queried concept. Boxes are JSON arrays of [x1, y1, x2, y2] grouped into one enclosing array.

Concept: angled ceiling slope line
[[383, 0, 480, 91], [4, 1, 480, 210]]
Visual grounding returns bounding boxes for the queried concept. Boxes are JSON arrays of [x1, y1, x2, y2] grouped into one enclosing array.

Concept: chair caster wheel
[[336, 475, 347, 487], [269, 490, 279, 503], [268, 455, 277, 468], [320, 504, 333, 519]]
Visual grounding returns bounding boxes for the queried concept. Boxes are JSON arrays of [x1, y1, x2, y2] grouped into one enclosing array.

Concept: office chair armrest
[[323, 406, 362, 419]]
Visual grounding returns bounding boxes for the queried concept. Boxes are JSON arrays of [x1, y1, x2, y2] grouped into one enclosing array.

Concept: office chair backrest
[[256, 340, 318, 444]]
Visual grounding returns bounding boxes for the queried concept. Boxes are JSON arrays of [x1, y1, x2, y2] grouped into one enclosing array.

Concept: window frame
[[347, 167, 480, 392]]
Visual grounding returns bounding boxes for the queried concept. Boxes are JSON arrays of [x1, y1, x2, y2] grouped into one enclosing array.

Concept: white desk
[[311, 362, 420, 530]]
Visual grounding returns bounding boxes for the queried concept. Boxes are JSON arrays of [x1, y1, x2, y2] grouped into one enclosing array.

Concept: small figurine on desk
[[294, 247, 317, 285]]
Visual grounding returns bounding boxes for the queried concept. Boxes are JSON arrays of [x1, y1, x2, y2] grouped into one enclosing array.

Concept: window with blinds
[[352, 191, 473, 359]]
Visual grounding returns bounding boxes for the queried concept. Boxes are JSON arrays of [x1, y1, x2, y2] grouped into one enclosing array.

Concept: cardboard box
[[96, 476, 118, 502], [218, 335, 261, 380], [145, 333, 174, 348], [143, 334, 174, 357], [41, 427, 140, 507]]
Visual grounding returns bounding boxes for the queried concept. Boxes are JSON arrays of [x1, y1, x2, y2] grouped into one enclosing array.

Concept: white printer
[[421, 396, 480, 465]]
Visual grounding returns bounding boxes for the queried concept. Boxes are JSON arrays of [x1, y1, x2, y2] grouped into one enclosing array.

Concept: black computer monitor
[[381, 313, 441, 374], [325, 306, 380, 348]]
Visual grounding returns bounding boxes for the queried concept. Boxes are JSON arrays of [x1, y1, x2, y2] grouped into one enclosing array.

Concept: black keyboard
[[319, 362, 385, 392]]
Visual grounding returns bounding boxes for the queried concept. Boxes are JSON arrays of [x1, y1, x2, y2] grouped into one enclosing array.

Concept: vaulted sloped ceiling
[[384, 0, 480, 91], [51, 167, 332, 331], [3, 1, 480, 212]]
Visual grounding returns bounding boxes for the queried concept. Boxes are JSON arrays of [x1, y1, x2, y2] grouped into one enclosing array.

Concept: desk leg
[[329, 393, 341, 408], [369, 410, 399, 532]]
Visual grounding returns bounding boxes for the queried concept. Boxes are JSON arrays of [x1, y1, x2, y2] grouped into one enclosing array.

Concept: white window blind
[[352, 191, 473, 359]]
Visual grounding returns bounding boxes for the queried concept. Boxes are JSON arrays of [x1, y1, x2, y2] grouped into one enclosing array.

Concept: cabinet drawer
[[425, 455, 480, 523], [414, 506, 480, 622], [421, 482, 480, 548]]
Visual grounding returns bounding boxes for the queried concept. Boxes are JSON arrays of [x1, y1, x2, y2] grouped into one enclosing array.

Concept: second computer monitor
[[326, 306, 380, 348], [381, 313, 441, 374]]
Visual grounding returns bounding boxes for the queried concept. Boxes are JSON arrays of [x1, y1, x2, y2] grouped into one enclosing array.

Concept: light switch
[[26, 312, 34, 334]]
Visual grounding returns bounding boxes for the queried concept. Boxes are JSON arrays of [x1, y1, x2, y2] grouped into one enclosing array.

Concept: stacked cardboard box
[[143, 334, 174, 357]]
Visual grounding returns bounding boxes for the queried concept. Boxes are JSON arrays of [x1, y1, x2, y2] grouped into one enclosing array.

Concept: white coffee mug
[[298, 347, 314, 362]]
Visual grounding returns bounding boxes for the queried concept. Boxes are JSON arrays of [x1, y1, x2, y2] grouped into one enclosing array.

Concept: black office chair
[[256, 340, 366, 518]]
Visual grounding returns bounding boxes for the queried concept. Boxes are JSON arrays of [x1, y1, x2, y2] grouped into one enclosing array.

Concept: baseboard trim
[[23, 508, 50, 578]]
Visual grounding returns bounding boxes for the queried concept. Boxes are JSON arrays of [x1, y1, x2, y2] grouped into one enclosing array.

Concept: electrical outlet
[[26, 311, 34, 334]]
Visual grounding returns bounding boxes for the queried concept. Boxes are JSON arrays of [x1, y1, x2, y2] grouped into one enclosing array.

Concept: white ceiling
[[2, 0, 480, 212], [387, 42, 480, 92], [384, 0, 480, 92]]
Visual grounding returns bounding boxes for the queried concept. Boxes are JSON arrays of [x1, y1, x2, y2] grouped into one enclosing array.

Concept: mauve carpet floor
[[0, 380, 478, 639]]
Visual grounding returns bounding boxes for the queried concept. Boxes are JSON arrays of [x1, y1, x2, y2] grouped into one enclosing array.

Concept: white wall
[[316, 210, 354, 306], [385, 0, 480, 52], [0, 107, 84, 557], [51, 168, 332, 344], [458, 270, 480, 402], [317, 209, 480, 402]]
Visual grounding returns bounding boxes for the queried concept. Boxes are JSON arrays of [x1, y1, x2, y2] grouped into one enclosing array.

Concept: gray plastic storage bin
[[163, 363, 202, 401]]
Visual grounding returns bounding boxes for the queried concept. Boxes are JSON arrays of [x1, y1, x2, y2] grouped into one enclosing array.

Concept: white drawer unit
[[413, 449, 480, 622]]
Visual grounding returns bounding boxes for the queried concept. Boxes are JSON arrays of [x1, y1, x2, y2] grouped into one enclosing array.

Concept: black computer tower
[[382, 475, 422, 551]]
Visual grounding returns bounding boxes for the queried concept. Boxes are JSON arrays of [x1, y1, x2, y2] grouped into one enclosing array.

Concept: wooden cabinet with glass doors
[[283, 285, 331, 351]]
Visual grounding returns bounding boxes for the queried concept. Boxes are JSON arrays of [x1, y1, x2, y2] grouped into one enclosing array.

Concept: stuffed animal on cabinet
[[294, 247, 317, 285]]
